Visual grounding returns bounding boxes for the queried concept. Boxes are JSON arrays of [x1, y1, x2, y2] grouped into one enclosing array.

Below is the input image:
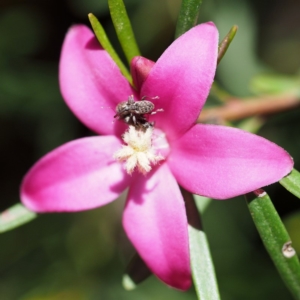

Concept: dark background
[[1, 0, 300, 299]]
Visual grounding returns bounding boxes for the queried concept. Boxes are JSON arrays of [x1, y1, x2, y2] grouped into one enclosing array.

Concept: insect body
[[114, 95, 162, 130]]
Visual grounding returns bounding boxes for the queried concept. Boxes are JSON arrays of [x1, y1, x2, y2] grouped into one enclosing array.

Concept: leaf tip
[[122, 274, 136, 291], [88, 13, 94, 20]]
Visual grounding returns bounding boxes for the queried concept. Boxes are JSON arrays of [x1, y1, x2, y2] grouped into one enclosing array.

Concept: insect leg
[[149, 108, 164, 115], [132, 115, 137, 125]]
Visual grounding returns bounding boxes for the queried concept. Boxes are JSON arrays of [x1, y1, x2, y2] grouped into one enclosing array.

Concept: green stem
[[175, 0, 203, 39], [182, 188, 221, 300], [245, 189, 300, 299], [217, 25, 238, 65], [280, 168, 300, 199], [108, 0, 141, 65], [88, 13, 132, 85]]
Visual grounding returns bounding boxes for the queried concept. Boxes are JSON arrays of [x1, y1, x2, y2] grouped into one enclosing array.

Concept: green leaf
[[250, 74, 300, 95], [193, 194, 211, 213], [182, 189, 220, 300], [284, 211, 300, 255], [218, 25, 238, 65], [189, 225, 221, 300], [108, 0, 140, 65], [245, 190, 300, 299], [280, 169, 300, 200], [0, 203, 37, 233], [88, 13, 132, 85], [175, 0, 202, 38]]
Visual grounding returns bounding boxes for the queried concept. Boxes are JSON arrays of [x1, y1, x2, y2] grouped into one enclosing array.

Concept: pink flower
[[20, 23, 293, 290]]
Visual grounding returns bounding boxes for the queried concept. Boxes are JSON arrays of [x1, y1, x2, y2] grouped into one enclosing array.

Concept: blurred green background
[[1, 0, 300, 299]]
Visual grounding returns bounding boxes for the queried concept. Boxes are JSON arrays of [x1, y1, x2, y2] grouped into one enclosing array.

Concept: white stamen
[[114, 126, 165, 175]]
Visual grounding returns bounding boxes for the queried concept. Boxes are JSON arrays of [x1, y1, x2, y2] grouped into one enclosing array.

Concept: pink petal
[[169, 124, 293, 199], [123, 164, 191, 290], [130, 56, 155, 91], [59, 25, 136, 135], [141, 22, 218, 141], [21, 136, 131, 212]]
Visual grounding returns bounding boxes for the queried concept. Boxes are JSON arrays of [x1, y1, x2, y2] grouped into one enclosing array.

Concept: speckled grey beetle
[[114, 95, 163, 129]]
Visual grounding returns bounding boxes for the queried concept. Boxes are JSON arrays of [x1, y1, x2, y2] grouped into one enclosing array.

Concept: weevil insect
[[114, 95, 163, 129]]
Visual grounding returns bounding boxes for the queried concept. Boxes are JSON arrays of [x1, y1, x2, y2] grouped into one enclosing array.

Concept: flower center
[[113, 126, 170, 175]]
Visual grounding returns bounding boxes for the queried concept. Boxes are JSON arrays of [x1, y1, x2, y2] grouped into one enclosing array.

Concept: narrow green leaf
[[0, 203, 37, 233], [182, 189, 220, 300], [88, 13, 132, 85], [108, 0, 140, 65], [193, 194, 211, 213], [245, 189, 300, 299], [217, 25, 238, 65], [189, 226, 221, 300], [122, 252, 152, 290], [175, 0, 203, 38], [280, 169, 300, 199], [284, 212, 300, 254], [250, 74, 300, 95]]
